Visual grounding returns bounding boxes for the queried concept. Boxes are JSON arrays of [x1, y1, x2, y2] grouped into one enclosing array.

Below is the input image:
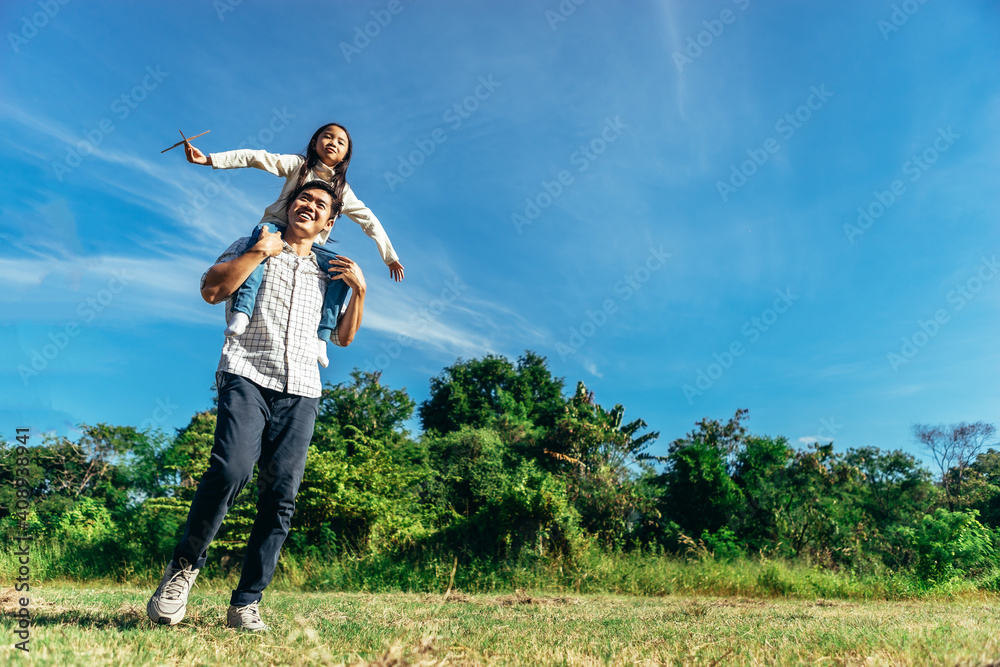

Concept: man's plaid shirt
[[202, 237, 347, 398]]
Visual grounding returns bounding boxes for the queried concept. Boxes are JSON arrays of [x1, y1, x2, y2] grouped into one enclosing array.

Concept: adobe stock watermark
[[815, 416, 844, 443], [138, 397, 179, 432], [878, 0, 931, 40], [8, 0, 71, 53], [512, 116, 628, 234], [339, 0, 413, 63], [17, 269, 135, 385], [545, 0, 587, 31], [177, 107, 296, 224], [51, 65, 169, 181], [802, 417, 845, 445], [887, 255, 998, 373], [384, 75, 501, 192], [11, 428, 32, 653], [716, 84, 833, 202], [672, 0, 751, 73], [362, 277, 468, 373], [213, 0, 242, 20], [843, 126, 959, 244], [682, 288, 799, 403], [556, 245, 671, 359]]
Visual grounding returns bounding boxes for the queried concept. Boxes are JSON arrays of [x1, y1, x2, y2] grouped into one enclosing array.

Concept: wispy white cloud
[[3, 255, 217, 326], [0, 98, 265, 253], [4, 252, 551, 364], [0, 100, 80, 145], [359, 278, 503, 360], [657, 0, 686, 120]]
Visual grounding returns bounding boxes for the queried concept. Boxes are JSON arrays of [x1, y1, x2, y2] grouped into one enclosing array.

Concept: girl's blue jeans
[[229, 222, 348, 342]]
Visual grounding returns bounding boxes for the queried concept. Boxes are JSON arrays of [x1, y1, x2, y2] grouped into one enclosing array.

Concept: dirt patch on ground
[[494, 590, 577, 606], [418, 590, 472, 604], [0, 587, 23, 612], [414, 588, 579, 607], [0, 587, 50, 613], [809, 599, 858, 608], [710, 597, 769, 608]]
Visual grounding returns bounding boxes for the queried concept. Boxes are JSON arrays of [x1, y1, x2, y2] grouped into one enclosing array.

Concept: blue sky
[[2, 0, 999, 464]]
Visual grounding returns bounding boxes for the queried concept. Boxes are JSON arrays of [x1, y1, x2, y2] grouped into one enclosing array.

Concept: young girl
[[182, 123, 404, 367]]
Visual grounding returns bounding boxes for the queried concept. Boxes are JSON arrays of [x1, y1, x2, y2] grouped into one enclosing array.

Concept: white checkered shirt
[[203, 237, 345, 398]]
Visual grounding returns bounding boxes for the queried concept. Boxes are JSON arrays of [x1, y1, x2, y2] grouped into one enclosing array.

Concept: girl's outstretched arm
[[341, 186, 404, 281], [210, 150, 302, 177], [183, 142, 302, 178]]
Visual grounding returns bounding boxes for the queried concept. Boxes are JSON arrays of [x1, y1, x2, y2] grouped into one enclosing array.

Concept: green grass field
[[3, 583, 1000, 665]]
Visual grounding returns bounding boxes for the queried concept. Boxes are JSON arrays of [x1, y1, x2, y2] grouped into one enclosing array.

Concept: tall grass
[[5, 537, 998, 600], [272, 544, 996, 600]]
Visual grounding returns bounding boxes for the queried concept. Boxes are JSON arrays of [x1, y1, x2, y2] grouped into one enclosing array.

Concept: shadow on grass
[[31, 612, 147, 631], [27, 603, 221, 632]]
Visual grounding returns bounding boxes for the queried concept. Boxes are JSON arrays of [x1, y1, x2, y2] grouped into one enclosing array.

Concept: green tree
[[318, 370, 415, 445], [656, 439, 744, 540], [539, 382, 660, 546], [0, 424, 158, 533], [296, 426, 422, 553], [965, 449, 1000, 527], [731, 434, 794, 551], [649, 410, 749, 542], [420, 426, 576, 557], [843, 447, 937, 530], [122, 411, 220, 563], [162, 411, 217, 497], [418, 352, 565, 434], [677, 409, 751, 473], [914, 421, 997, 510], [772, 443, 865, 561]]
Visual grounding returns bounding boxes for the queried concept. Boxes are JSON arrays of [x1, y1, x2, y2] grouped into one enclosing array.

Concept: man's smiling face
[[287, 188, 335, 240]]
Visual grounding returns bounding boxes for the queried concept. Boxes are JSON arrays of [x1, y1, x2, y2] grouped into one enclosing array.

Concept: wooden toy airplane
[[160, 129, 210, 153]]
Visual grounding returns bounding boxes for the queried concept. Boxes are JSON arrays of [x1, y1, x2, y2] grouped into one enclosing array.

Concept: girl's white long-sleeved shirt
[[210, 149, 399, 265]]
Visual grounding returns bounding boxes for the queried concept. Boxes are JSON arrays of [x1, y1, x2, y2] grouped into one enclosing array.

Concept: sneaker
[[227, 601, 268, 632], [147, 558, 200, 626]]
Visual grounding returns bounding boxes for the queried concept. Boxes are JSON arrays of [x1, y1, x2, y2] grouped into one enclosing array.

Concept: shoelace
[[162, 567, 196, 600], [234, 602, 262, 624]]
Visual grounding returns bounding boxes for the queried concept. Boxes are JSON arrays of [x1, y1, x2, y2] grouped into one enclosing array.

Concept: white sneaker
[[227, 601, 267, 632], [147, 558, 200, 626], [225, 312, 250, 337]]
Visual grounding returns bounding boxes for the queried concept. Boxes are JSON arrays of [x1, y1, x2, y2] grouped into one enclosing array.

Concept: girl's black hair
[[283, 123, 352, 220]]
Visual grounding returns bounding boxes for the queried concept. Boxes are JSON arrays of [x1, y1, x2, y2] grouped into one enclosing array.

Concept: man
[[147, 180, 366, 631]]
